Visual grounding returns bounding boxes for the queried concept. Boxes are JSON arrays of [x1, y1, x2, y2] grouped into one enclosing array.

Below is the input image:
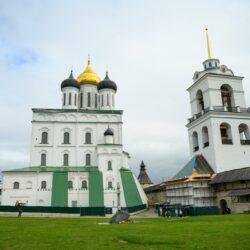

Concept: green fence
[[0, 206, 105, 216]]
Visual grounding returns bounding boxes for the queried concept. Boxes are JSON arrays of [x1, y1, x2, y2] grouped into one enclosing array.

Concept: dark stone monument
[[109, 209, 130, 224]]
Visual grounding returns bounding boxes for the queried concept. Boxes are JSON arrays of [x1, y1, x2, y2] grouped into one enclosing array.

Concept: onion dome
[[77, 59, 101, 85], [104, 127, 114, 136], [98, 71, 117, 92], [61, 70, 80, 89]]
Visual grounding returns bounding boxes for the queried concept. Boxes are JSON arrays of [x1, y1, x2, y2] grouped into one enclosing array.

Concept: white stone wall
[[62, 87, 79, 109], [188, 114, 250, 172], [99, 89, 116, 110], [30, 111, 123, 167], [1, 172, 52, 206], [189, 75, 246, 116]]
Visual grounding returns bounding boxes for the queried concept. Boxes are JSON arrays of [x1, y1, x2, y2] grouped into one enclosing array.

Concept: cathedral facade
[[1, 60, 147, 213]]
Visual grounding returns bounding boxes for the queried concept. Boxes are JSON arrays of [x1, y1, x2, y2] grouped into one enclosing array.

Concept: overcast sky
[[1, 0, 250, 183]]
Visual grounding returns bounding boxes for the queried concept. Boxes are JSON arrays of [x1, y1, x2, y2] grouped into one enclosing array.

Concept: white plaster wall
[[2, 173, 52, 206], [99, 89, 116, 110], [189, 75, 246, 116], [31, 112, 123, 166], [68, 172, 89, 207], [188, 113, 250, 173], [62, 87, 79, 109], [80, 84, 98, 109]]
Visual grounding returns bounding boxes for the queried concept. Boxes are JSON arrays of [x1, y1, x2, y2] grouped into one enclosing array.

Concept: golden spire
[[77, 56, 101, 85], [205, 26, 213, 59]]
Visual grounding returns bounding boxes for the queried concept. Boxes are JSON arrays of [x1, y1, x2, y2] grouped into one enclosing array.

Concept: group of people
[[158, 207, 183, 218]]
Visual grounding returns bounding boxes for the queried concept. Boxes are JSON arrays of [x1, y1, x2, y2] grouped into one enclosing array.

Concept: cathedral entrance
[[220, 199, 228, 214]]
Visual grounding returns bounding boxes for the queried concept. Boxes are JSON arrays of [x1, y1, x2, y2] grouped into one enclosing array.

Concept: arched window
[[221, 85, 233, 111], [220, 123, 233, 144], [82, 180, 87, 189], [202, 127, 209, 148], [63, 132, 70, 144], [101, 95, 104, 106], [95, 94, 97, 108], [13, 182, 19, 189], [41, 132, 48, 144], [87, 92, 91, 107], [86, 154, 91, 166], [26, 181, 32, 189], [108, 181, 113, 189], [41, 153, 46, 166], [112, 95, 114, 107], [108, 161, 112, 170], [69, 93, 72, 105], [85, 132, 91, 144], [68, 181, 73, 189], [63, 153, 69, 166], [41, 181, 47, 189], [74, 93, 77, 106], [192, 131, 199, 152], [239, 124, 250, 145], [196, 90, 204, 113]]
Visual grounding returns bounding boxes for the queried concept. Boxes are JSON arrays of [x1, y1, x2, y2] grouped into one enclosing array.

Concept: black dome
[[104, 127, 114, 136], [61, 71, 80, 89], [98, 72, 117, 91]]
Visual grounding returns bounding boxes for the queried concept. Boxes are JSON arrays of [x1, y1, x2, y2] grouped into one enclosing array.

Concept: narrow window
[[209, 62, 212, 67], [63, 132, 70, 144], [196, 90, 204, 113], [63, 93, 66, 105], [112, 95, 114, 107], [41, 153, 46, 166], [192, 132, 199, 152], [41, 132, 48, 144], [41, 181, 47, 189], [63, 153, 69, 166], [13, 182, 19, 189], [74, 93, 77, 106], [85, 132, 91, 144], [69, 93, 72, 105], [101, 95, 104, 106], [87, 93, 91, 107], [82, 180, 87, 189], [108, 161, 112, 170], [86, 154, 91, 166], [108, 181, 113, 189], [80, 93, 83, 108], [221, 85, 233, 111], [95, 94, 97, 108], [107, 94, 109, 106], [68, 181, 73, 189]]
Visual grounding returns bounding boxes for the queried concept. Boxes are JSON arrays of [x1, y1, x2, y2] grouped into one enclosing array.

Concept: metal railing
[[188, 106, 250, 124]]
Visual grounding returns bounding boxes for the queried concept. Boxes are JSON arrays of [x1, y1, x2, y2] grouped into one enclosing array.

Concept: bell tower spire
[[205, 26, 213, 59]]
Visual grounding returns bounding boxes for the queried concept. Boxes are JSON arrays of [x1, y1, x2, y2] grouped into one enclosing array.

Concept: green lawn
[[0, 214, 250, 250]]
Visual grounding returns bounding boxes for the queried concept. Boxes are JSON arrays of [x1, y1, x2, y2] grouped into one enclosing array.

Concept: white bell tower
[[186, 28, 250, 173]]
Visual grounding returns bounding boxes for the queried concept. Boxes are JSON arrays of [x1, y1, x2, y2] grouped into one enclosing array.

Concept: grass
[[0, 214, 250, 250]]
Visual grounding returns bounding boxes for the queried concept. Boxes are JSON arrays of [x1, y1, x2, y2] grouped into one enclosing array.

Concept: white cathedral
[[1, 59, 147, 213]]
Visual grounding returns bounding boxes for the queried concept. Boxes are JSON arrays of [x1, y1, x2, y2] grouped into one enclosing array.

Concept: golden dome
[[77, 59, 101, 85]]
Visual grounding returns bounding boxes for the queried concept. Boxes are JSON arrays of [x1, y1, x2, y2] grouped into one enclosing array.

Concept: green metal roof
[[173, 155, 214, 179], [2, 166, 99, 173]]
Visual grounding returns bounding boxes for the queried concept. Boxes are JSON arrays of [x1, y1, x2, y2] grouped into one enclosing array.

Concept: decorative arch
[[192, 131, 199, 152], [26, 181, 32, 189], [220, 123, 233, 144]]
